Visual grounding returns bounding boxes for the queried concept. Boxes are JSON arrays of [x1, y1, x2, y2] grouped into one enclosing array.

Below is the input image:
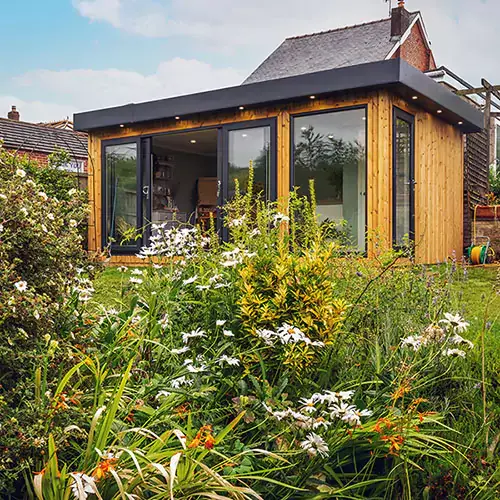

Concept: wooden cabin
[[74, 57, 483, 265]]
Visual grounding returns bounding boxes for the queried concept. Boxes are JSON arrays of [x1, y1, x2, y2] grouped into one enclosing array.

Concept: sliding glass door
[[392, 108, 415, 247], [102, 137, 151, 253]]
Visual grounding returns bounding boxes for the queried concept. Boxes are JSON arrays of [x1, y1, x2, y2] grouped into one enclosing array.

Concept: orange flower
[[93, 457, 118, 480], [188, 425, 216, 450], [391, 381, 411, 402], [381, 434, 405, 456], [373, 417, 394, 434]]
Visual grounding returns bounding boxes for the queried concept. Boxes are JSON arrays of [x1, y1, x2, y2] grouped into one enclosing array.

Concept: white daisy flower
[[182, 328, 207, 344], [69, 219, 78, 228], [16, 168, 26, 178], [155, 390, 171, 400], [171, 346, 190, 355], [131, 268, 144, 275], [440, 313, 469, 333], [117, 266, 128, 273], [223, 329, 235, 337], [216, 320, 227, 326], [69, 472, 98, 500], [14, 280, 28, 292], [182, 275, 197, 285], [47, 213, 55, 221], [442, 348, 467, 358], [401, 335, 422, 351], [218, 355, 240, 366], [300, 432, 329, 458], [129, 277, 143, 284], [38, 191, 48, 201]]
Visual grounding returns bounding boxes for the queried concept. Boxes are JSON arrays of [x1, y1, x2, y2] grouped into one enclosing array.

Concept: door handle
[[142, 185, 150, 199]]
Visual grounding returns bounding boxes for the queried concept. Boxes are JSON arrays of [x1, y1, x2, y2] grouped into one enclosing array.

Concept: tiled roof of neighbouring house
[[0, 118, 88, 158], [243, 14, 418, 84]]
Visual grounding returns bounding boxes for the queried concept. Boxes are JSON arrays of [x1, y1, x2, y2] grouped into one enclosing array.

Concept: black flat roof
[[74, 58, 483, 134]]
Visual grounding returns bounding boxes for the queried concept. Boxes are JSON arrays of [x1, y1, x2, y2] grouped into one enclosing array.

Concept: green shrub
[[0, 148, 91, 493]]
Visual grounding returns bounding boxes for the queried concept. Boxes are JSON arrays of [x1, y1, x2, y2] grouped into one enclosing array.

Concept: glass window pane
[[228, 126, 271, 200], [105, 143, 138, 245], [394, 118, 412, 244], [293, 109, 367, 251]]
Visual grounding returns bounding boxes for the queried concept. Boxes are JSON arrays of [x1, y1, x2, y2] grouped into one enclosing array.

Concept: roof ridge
[[286, 17, 391, 40], [0, 117, 85, 136]]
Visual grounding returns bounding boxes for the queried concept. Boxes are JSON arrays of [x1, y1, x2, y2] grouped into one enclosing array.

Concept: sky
[[0, 0, 497, 123]]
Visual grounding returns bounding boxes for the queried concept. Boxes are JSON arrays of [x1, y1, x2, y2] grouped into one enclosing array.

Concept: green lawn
[[92, 265, 500, 329]]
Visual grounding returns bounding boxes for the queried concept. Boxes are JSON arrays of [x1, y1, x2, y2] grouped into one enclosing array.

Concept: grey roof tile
[[243, 15, 417, 84], [0, 118, 88, 158]]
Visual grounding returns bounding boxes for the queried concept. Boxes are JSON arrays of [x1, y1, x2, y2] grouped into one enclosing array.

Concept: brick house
[[0, 106, 88, 183]]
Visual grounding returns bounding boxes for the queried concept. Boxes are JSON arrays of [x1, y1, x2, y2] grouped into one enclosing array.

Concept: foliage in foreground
[[1, 171, 499, 498]]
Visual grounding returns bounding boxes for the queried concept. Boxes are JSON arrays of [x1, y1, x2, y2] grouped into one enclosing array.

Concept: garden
[[1, 152, 499, 499]]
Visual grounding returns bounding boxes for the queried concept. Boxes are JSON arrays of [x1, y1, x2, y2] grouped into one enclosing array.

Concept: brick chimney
[[7, 105, 20, 121], [391, 0, 411, 39]]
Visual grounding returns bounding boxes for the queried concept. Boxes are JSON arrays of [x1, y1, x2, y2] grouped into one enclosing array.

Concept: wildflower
[[228, 216, 245, 227], [189, 425, 216, 449], [300, 433, 329, 458], [440, 313, 469, 333], [272, 212, 290, 227], [153, 263, 163, 269], [129, 277, 143, 284], [182, 275, 197, 285], [20, 207, 28, 216], [33, 310, 40, 320], [69, 472, 98, 500], [216, 319, 227, 326], [277, 324, 309, 344], [249, 228, 261, 237], [341, 408, 373, 427], [16, 168, 26, 178], [14, 280, 28, 292], [223, 329, 234, 337], [38, 191, 48, 201], [69, 219, 78, 227], [117, 266, 128, 273], [47, 213, 55, 221], [131, 268, 143, 275], [182, 328, 206, 343], [299, 397, 317, 414], [442, 348, 466, 358], [449, 334, 474, 349], [171, 346, 189, 355], [196, 284, 210, 291], [92, 454, 118, 480], [187, 364, 206, 373], [171, 376, 193, 388], [401, 335, 422, 351], [68, 188, 77, 196], [159, 314, 170, 328], [218, 355, 240, 366]]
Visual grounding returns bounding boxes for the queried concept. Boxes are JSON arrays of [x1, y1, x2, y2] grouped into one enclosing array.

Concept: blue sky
[[0, 0, 497, 122]]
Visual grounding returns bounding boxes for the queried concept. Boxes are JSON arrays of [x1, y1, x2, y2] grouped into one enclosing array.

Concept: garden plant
[[0, 163, 499, 499]]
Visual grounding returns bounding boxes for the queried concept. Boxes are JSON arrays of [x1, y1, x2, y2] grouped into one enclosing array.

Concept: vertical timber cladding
[[388, 93, 464, 264], [86, 90, 464, 265]]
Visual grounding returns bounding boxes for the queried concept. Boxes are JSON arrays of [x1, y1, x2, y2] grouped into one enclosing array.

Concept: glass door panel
[[393, 109, 415, 246], [103, 140, 143, 252]]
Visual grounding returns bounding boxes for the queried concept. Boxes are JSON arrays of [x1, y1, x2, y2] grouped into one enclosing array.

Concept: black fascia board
[[74, 58, 483, 133]]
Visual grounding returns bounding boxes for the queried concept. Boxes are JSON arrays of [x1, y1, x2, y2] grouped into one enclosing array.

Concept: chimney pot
[[8, 105, 20, 121], [391, 1, 410, 39]]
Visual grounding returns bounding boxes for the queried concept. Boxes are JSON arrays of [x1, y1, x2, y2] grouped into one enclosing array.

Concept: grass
[[91, 267, 128, 310]]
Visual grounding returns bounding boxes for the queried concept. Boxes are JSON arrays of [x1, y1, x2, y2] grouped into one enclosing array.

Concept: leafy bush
[[0, 148, 91, 493], [2, 169, 499, 498]]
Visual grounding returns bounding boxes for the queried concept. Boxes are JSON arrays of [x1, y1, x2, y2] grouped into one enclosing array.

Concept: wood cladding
[[87, 90, 464, 265]]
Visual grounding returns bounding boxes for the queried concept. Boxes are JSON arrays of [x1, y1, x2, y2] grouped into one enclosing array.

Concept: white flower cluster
[[257, 323, 325, 347], [401, 313, 473, 358], [265, 389, 372, 432], [220, 247, 256, 268], [72, 275, 95, 302], [137, 225, 209, 259]]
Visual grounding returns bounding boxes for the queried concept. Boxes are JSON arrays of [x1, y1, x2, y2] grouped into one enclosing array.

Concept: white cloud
[[72, 0, 500, 85], [6, 57, 245, 122], [0, 95, 76, 124]]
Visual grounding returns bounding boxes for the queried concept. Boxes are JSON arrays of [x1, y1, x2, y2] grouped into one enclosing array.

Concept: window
[[393, 109, 415, 246], [104, 142, 138, 246], [228, 125, 272, 200], [293, 108, 367, 251]]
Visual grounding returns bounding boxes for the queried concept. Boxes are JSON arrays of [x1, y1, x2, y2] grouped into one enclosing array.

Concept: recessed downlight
[[119, 124, 125, 128], [458, 121, 463, 125], [309, 95, 316, 100], [239, 106, 245, 110], [190, 139, 197, 144], [437, 110, 443, 114], [242, 133, 248, 137], [175, 116, 181, 120], [412, 95, 418, 100]]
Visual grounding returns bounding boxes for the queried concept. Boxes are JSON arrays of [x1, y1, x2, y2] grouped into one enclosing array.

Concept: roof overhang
[[74, 58, 483, 134]]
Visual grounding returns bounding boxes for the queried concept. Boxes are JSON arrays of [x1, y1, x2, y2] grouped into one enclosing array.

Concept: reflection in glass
[[228, 126, 271, 200], [105, 143, 138, 245], [293, 109, 366, 251], [394, 118, 412, 245]]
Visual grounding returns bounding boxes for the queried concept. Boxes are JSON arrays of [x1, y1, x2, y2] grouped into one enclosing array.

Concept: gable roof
[[0, 118, 88, 159], [243, 13, 419, 85]]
